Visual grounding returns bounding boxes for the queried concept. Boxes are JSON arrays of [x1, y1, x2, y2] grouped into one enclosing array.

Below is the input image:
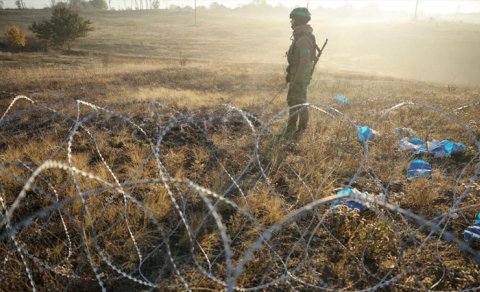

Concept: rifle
[[311, 38, 328, 75]]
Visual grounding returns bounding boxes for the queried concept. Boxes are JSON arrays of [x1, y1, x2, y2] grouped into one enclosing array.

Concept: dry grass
[[0, 63, 478, 289], [0, 8, 479, 291], [2, 7, 480, 86]]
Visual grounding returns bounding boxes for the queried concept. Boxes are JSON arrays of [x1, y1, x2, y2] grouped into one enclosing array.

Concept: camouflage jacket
[[286, 24, 317, 87]]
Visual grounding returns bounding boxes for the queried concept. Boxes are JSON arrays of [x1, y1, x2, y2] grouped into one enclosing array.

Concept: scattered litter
[[333, 188, 386, 212], [450, 212, 459, 219], [464, 226, 480, 240], [334, 188, 368, 212], [455, 101, 480, 113], [464, 213, 480, 240], [335, 95, 349, 105], [455, 105, 469, 113], [398, 137, 427, 154], [435, 211, 459, 219], [398, 137, 466, 157], [357, 126, 380, 143], [393, 127, 415, 137], [407, 159, 431, 179], [427, 139, 466, 158]]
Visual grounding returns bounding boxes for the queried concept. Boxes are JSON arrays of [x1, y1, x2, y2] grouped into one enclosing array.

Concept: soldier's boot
[[297, 105, 309, 133], [284, 107, 299, 138]]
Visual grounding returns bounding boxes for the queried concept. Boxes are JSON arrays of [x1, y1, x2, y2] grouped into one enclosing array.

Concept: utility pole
[[194, 0, 197, 26], [414, 0, 419, 21]]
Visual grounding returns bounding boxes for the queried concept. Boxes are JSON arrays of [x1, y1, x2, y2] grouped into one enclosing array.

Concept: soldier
[[285, 7, 317, 138]]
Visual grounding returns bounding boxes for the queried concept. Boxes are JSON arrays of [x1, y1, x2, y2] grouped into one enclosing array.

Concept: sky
[[4, 0, 480, 14]]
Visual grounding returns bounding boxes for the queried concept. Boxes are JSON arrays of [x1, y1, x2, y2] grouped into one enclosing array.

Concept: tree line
[[0, 0, 160, 10], [0, 0, 108, 10], [4, 5, 93, 51]]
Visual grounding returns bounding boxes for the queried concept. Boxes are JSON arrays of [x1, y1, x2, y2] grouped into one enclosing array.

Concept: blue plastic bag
[[399, 137, 466, 157], [464, 225, 480, 240], [357, 126, 379, 143], [398, 137, 428, 154], [427, 139, 466, 158], [333, 188, 368, 212], [335, 95, 349, 105], [407, 159, 432, 179], [409, 137, 426, 146], [357, 126, 371, 143], [464, 212, 480, 240]]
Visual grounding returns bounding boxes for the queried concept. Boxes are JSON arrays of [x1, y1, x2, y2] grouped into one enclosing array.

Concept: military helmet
[[290, 7, 311, 20]]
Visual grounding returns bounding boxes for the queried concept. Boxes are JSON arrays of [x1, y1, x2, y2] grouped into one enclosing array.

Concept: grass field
[[0, 7, 479, 291]]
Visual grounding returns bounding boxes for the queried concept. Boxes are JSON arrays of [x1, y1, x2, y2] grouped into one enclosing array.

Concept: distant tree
[[68, 0, 84, 10], [0, 0, 4, 9], [209, 2, 227, 11], [152, 0, 159, 9], [168, 4, 181, 11], [29, 5, 93, 50], [15, 0, 26, 9], [5, 25, 26, 49], [89, 0, 108, 10]]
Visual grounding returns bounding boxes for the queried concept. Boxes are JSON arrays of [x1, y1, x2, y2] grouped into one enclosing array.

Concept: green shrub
[[29, 5, 93, 50]]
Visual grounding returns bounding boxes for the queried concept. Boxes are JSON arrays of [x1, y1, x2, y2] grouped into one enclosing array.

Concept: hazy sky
[[4, 0, 480, 14]]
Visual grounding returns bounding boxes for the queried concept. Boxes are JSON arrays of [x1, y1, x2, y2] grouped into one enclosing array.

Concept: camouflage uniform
[[285, 23, 316, 136]]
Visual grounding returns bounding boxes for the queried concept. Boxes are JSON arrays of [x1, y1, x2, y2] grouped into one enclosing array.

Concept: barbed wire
[[0, 95, 479, 291]]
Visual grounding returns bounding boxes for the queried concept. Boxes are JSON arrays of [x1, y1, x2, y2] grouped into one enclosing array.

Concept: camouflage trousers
[[285, 82, 309, 136]]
